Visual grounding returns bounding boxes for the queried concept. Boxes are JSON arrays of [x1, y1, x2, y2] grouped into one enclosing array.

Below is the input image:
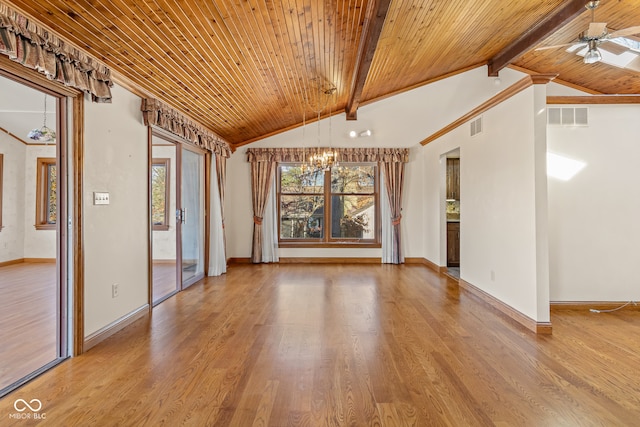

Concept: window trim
[[151, 157, 171, 231], [35, 157, 57, 230], [277, 162, 381, 248]]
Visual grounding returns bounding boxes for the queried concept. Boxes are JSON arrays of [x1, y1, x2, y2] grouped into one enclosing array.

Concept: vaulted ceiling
[[4, 0, 640, 149]]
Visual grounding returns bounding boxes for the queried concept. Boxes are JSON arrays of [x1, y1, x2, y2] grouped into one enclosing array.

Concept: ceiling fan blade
[[608, 25, 640, 38], [535, 42, 580, 51], [587, 22, 607, 37], [599, 41, 627, 55]]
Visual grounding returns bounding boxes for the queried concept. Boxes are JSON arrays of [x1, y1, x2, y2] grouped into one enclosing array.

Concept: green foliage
[[47, 165, 57, 224], [340, 214, 369, 238], [151, 164, 167, 225]]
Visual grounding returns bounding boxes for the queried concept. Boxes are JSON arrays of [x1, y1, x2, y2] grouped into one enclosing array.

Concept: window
[[278, 163, 379, 246], [151, 158, 170, 231], [36, 157, 56, 230]]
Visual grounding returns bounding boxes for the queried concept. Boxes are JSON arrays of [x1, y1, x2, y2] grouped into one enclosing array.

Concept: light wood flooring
[[1, 264, 639, 425], [0, 262, 58, 392], [152, 261, 178, 304]]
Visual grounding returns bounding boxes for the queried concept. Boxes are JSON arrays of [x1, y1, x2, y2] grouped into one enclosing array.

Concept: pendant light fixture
[[305, 77, 337, 172], [28, 94, 56, 143]]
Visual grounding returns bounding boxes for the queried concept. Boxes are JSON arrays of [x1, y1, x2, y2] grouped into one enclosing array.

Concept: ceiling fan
[[536, 0, 640, 64]]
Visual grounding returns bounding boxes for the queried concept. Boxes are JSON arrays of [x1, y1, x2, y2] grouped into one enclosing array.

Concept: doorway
[[444, 149, 461, 279], [0, 74, 68, 396], [150, 132, 205, 305]]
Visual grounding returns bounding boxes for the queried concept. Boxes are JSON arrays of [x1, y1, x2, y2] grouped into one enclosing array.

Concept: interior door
[[180, 146, 205, 287]]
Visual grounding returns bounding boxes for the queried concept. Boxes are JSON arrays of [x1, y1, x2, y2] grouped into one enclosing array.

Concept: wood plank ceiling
[[3, 0, 640, 149]]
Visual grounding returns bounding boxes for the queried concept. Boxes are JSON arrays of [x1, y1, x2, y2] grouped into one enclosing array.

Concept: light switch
[[93, 192, 110, 205]]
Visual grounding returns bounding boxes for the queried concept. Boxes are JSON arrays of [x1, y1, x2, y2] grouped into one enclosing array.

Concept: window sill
[[278, 241, 381, 249], [153, 225, 170, 231], [35, 224, 56, 231]]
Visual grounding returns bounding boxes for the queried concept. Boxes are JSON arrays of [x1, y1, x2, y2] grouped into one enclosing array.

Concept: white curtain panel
[[208, 155, 227, 276], [182, 149, 204, 276], [261, 177, 279, 263], [381, 172, 395, 264]]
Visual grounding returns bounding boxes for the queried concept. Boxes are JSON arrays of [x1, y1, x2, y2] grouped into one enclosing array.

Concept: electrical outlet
[[490, 270, 495, 281], [112, 283, 119, 298]]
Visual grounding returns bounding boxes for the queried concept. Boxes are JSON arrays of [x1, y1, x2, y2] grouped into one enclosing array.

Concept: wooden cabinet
[[446, 158, 460, 200], [447, 221, 460, 267]]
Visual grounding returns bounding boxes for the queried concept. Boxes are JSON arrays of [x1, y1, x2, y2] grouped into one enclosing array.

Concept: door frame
[[0, 57, 83, 396]]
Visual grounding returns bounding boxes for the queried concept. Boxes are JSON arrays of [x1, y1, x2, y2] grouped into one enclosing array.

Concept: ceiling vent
[[470, 116, 483, 137], [548, 107, 588, 126]]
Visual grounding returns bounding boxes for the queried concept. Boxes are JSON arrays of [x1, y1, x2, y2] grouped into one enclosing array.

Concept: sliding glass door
[[180, 147, 205, 287], [151, 138, 179, 305], [0, 75, 67, 397], [150, 134, 205, 304]]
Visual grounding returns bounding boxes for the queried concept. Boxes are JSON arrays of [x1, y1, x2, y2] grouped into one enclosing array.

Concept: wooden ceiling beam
[[487, 0, 587, 76], [345, 0, 392, 121], [548, 95, 640, 104]]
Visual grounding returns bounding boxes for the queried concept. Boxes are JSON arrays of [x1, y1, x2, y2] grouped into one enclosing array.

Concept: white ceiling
[[0, 74, 57, 144]]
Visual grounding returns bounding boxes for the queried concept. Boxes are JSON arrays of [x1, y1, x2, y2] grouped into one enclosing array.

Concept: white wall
[[548, 104, 640, 301], [225, 66, 527, 259], [83, 84, 149, 336], [0, 133, 57, 261], [422, 85, 549, 322], [0, 132, 26, 262], [23, 145, 57, 258]]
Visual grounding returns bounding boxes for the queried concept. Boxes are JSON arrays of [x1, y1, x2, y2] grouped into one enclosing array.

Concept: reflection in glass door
[[180, 147, 205, 287], [0, 78, 66, 397], [151, 138, 178, 305]]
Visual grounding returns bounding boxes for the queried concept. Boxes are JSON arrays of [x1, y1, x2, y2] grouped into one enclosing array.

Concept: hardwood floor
[[0, 262, 58, 392], [152, 261, 178, 304], [1, 264, 639, 425]]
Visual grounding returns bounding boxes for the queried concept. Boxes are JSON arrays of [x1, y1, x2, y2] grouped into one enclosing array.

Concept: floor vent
[[470, 116, 482, 136], [548, 107, 588, 126]]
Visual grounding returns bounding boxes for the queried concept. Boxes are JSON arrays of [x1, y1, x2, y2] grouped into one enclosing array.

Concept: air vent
[[548, 107, 588, 126], [470, 116, 483, 136]]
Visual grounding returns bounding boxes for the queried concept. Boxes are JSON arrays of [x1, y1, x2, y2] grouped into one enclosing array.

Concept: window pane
[[280, 195, 324, 239], [330, 195, 375, 239], [280, 165, 324, 194], [47, 164, 57, 224], [331, 165, 375, 193], [151, 164, 167, 225]]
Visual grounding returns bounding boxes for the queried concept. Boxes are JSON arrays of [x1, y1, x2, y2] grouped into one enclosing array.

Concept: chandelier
[[302, 76, 338, 173], [27, 93, 56, 143]]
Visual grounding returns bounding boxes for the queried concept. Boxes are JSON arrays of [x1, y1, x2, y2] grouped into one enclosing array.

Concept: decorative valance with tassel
[[0, 3, 113, 102], [246, 147, 409, 163], [141, 98, 231, 157]]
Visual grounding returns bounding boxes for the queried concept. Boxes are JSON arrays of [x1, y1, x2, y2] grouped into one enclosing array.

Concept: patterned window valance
[[0, 3, 113, 102], [141, 98, 231, 158], [246, 147, 410, 163]]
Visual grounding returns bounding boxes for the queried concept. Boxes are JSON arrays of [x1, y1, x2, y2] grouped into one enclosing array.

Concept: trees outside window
[[151, 158, 170, 230], [36, 157, 56, 230], [278, 163, 378, 245]]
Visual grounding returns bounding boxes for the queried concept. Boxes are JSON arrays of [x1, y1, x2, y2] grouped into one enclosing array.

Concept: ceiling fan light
[[585, 1, 600, 11], [584, 46, 602, 64]]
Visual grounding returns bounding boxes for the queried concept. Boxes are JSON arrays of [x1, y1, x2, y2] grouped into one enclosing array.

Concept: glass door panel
[[180, 147, 205, 287], [0, 78, 65, 396], [151, 140, 179, 305]]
